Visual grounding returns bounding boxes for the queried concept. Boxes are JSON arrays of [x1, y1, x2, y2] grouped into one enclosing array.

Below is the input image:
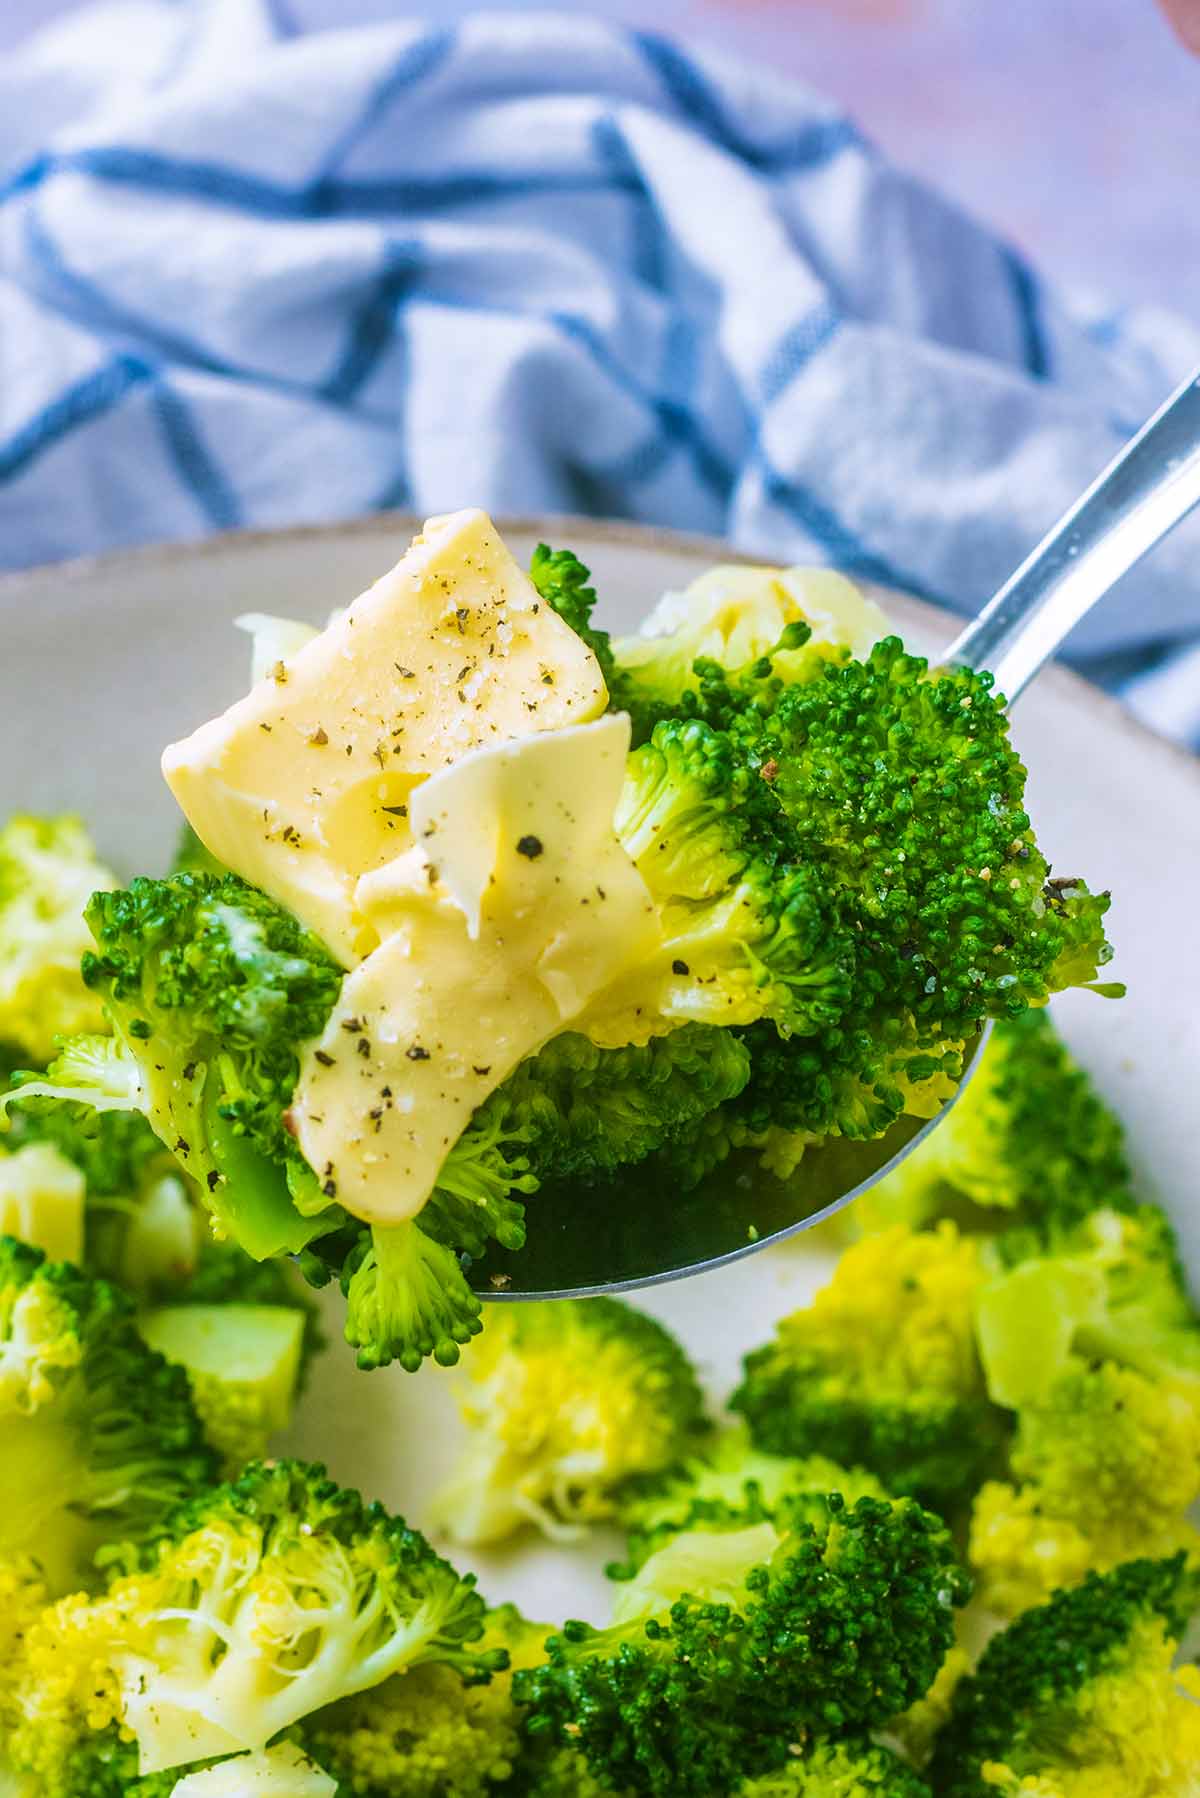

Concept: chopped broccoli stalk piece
[[16, 1459, 505, 1782], [515, 1493, 967, 1795], [849, 1008, 1137, 1239], [0, 1140, 85, 1263], [614, 1423, 888, 1572], [929, 1555, 1200, 1796], [431, 1297, 706, 1546], [0, 813, 115, 1063], [138, 1303, 306, 1473], [732, 1223, 1008, 1510], [0, 1236, 215, 1594]]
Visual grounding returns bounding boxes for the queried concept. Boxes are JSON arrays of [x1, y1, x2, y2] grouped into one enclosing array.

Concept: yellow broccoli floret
[[732, 1223, 1008, 1510], [431, 1298, 706, 1546], [0, 815, 115, 1064]]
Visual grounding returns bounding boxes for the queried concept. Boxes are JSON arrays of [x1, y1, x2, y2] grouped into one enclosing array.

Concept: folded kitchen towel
[[1, 1, 1198, 742]]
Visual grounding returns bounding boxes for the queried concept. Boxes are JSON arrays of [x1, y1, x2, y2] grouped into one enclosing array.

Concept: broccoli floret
[[606, 718, 853, 1041], [0, 813, 116, 1064], [732, 1223, 1009, 1511], [0, 1139, 86, 1262], [296, 1603, 542, 1797], [966, 1204, 1200, 1614], [736, 1736, 932, 1796], [614, 1422, 889, 1571], [430, 1297, 706, 1546], [847, 1008, 1136, 1239], [929, 1556, 1200, 1796], [3, 873, 346, 1260], [138, 1303, 306, 1474], [975, 1203, 1200, 1408], [515, 1492, 967, 1795], [15, 1459, 505, 1784], [718, 640, 1117, 1021], [0, 1236, 215, 1594], [609, 562, 886, 743], [530, 545, 617, 695]]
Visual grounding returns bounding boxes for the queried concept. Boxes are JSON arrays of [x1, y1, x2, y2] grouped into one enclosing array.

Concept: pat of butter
[[292, 716, 661, 1226], [162, 510, 608, 963]]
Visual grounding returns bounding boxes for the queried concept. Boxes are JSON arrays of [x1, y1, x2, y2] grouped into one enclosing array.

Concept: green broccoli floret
[[0, 813, 117, 1063], [671, 638, 1118, 1159], [2, 873, 346, 1260], [929, 1555, 1200, 1796], [606, 717, 853, 1041], [515, 1492, 967, 1796], [847, 1008, 1136, 1239], [736, 1737, 932, 1796], [0, 1235, 215, 1594], [732, 1222, 1009, 1511], [614, 1422, 889, 1572], [530, 545, 617, 695], [430, 1297, 706, 1547], [12, 1459, 505, 1786], [717, 640, 1117, 1020]]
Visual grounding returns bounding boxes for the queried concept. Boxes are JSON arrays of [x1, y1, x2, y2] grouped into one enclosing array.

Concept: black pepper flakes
[[472, 1064, 492, 1076], [322, 1178, 338, 1198], [357, 1037, 371, 1057], [314, 1049, 336, 1067], [672, 959, 691, 976], [207, 1171, 220, 1192], [406, 1045, 431, 1061], [516, 834, 544, 859]]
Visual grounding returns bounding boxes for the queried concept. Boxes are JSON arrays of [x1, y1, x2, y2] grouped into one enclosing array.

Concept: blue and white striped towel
[[2, 2, 1199, 744]]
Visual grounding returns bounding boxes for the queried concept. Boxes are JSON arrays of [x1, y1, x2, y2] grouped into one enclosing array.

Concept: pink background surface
[[5, 0, 1199, 310]]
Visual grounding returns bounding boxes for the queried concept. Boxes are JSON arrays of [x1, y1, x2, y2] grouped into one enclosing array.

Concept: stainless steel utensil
[[474, 363, 1200, 1299]]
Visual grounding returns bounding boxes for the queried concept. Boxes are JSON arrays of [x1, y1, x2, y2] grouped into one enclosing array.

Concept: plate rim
[[5, 508, 1197, 792]]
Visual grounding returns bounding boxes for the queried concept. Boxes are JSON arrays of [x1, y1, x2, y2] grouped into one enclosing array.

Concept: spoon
[[471, 363, 1200, 1301]]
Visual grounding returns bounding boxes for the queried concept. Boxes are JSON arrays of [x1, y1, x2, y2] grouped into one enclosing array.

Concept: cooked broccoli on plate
[[5, 511, 1193, 1798]]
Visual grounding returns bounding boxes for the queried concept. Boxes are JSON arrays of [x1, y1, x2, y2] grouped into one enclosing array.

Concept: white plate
[[2, 513, 1198, 1625]]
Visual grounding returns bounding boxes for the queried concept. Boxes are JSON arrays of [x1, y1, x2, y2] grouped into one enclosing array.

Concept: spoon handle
[[945, 362, 1200, 702]]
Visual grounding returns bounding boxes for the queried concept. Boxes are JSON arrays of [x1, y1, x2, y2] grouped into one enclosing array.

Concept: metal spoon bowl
[[472, 362, 1200, 1299]]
